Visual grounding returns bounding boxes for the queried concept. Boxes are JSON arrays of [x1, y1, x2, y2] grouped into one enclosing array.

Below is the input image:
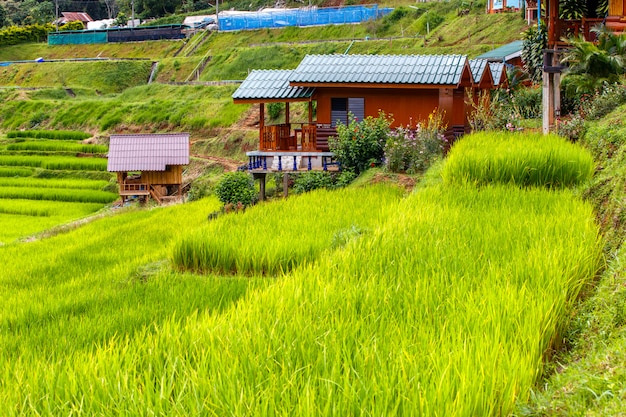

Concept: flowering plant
[[384, 109, 448, 174]]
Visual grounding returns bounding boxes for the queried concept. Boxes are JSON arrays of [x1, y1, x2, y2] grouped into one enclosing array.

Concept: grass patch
[[0, 186, 118, 203], [0, 177, 109, 190], [172, 184, 404, 275], [7, 140, 107, 154], [0, 61, 153, 94], [7, 130, 91, 140], [0, 167, 33, 177], [0, 155, 108, 171], [442, 132, 594, 188]]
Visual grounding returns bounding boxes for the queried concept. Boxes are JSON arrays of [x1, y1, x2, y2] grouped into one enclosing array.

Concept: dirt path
[[191, 154, 242, 172]]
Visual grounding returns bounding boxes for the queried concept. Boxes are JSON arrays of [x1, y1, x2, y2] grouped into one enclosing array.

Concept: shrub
[[292, 171, 334, 194], [267, 103, 282, 120], [384, 109, 448, 174], [330, 112, 391, 175], [214, 172, 257, 207]]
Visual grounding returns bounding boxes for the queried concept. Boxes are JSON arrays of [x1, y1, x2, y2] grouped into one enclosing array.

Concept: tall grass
[[0, 200, 107, 243], [7, 130, 91, 140], [0, 198, 103, 217], [0, 167, 33, 177], [0, 183, 601, 415], [0, 186, 117, 203], [6, 141, 107, 154], [0, 155, 108, 171], [442, 132, 595, 188], [172, 184, 405, 275], [0, 177, 109, 190]]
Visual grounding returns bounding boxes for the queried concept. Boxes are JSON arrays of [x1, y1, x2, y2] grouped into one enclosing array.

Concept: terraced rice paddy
[[0, 132, 604, 415], [0, 131, 115, 243]]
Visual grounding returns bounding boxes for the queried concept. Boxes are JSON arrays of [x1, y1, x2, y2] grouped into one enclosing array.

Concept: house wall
[[314, 87, 467, 128], [142, 165, 183, 185]]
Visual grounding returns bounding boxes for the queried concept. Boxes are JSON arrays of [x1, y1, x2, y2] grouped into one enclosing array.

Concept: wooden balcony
[[260, 123, 336, 152], [120, 183, 150, 196]]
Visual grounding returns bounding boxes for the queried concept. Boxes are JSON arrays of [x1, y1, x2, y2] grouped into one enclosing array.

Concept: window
[[331, 97, 364, 127]]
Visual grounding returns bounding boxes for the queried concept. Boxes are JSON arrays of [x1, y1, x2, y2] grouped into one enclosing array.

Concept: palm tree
[[561, 26, 626, 94]]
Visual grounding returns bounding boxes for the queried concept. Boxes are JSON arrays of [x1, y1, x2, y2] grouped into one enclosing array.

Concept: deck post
[[283, 173, 289, 197], [253, 172, 266, 201], [259, 103, 265, 144]]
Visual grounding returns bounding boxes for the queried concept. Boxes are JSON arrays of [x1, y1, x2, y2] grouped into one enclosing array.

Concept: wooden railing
[[121, 183, 149, 194], [261, 124, 293, 151], [300, 124, 317, 151]]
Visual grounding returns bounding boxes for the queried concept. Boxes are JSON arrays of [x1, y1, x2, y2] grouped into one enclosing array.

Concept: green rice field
[[0, 130, 114, 243], [0, 132, 604, 415]]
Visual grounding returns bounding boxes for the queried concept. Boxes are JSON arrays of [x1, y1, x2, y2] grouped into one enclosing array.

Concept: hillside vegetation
[[0, 1, 527, 137]]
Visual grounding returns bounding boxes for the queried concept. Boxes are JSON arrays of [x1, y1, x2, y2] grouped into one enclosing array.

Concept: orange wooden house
[[232, 54, 507, 175], [107, 133, 189, 204]]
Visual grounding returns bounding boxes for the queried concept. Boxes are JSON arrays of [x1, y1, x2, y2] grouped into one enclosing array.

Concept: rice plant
[[0, 177, 109, 190], [7, 141, 108, 154], [0, 183, 601, 416], [0, 186, 118, 203], [0, 155, 108, 171], [172, 184, 405, 275], [442, 132, 595, 188], [0, 200, 106, 243], [0, 198, 103, 218], [6, 130, 91, 140], [0, 167, 33, 177]]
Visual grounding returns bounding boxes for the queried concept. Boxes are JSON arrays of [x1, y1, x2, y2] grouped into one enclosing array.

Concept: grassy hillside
[[0, 5, 527, 137]]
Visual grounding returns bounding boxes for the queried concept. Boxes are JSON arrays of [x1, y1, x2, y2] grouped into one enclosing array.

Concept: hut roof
[[232, 70, 315, 102], [488, 62, 507, 86], [476, 40, 523, 62], [289, 54, 469, 86], [61, 12, 94, 23], [107, 133, 189, 172]]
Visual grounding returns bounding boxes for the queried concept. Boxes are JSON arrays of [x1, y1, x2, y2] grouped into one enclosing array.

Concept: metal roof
[[61, 12, 93, 22], [289, 54, 468, 86], [476, 40, 523, 62], [469, 59, 489, 84], [232, 70, 315, 101], [489, 62, 507, 86], [107, 133, 189, 172]]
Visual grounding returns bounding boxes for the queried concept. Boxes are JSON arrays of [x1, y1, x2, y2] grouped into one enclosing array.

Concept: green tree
[[0, 3, 7, 28]]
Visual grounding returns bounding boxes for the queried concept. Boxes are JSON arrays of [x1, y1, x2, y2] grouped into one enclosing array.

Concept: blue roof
[[232, 70, 315, 101], [476, 40, 523, 61], [290, 54, 469, 86]]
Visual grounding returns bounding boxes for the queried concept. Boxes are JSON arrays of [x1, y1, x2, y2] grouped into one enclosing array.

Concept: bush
[[330, 112, 391, 175], [214, 172, 257, 207], [384, 109, 448, 174], [292, 172, 334, 194]]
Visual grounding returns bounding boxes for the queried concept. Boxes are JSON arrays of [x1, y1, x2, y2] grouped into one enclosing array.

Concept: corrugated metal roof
[[469, 59, 489, 83], [232, 70, 315, 101], [476, 40, 523, 61], [61, 12, 93, 22], [290, 54, 468, 85], [107, 133, 189, 172], [489, 62, 506, 86]]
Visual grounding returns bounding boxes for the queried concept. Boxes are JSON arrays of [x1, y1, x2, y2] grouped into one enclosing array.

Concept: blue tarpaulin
[[219, 5, 392, 32]]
